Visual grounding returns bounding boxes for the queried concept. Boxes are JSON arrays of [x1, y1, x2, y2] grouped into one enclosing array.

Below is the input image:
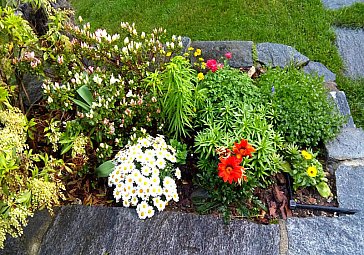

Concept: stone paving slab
[[286, 215, 364, 255], [38, 206, 280, 255], [335, 27, 364, 78], [329, 91, 355, 128], [336, 163, 364, 214], [325, 127, 364, 161], [322, 0, 364, 9]]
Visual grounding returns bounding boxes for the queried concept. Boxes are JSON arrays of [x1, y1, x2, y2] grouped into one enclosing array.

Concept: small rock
[[256, 43, 309, 68], [303, 61, 336, 82]]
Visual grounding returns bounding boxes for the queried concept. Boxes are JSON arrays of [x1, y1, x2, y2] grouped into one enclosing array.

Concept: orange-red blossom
[[218, 156, 244, 184], [233, 139, 256, 159]]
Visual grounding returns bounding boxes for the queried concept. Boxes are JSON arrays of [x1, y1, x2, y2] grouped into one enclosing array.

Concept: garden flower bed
[[0, 4, 351, 248]]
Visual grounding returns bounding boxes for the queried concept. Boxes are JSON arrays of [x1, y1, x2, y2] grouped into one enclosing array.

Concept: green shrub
[[193, 66, 284, 219], [257, 67, 345, 147]]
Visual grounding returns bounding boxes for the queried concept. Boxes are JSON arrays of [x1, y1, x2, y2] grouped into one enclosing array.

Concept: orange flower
[[218, 156, 243, 184], [233, 139, 256, 159]]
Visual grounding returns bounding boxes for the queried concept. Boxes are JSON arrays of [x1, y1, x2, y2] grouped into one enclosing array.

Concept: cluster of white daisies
[[108, 134, 181, 219]]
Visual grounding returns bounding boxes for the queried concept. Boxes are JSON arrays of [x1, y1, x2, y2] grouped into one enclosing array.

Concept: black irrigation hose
[[285, 173, 359, 215]]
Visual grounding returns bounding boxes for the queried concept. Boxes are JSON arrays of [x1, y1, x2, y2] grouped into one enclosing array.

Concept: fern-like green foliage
[[146, 56, 202, 139]]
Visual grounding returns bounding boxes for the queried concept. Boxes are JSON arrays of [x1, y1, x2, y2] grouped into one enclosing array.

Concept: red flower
[[225, 52, 232, 59], [206, 59, 218, 72], [218, 156, 243, 184], [233, 139, 256, 159]]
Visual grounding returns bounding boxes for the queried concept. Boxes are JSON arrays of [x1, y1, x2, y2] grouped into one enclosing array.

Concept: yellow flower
[[197, 72, 204, 81], [198, 57, 204, 62], [188, 47, 194, 51], [194, 48, 202, 57], [306, 166, 317, 177], [201, 62, 206, 69], [166, 52, 172, 57], [301, 150, 312, 160]]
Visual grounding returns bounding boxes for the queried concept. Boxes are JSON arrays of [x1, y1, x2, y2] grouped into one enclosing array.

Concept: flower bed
[[0, 5, 346, 248]]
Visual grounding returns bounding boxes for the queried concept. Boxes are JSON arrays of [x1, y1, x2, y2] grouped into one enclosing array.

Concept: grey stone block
[[328, 91, 355, 128], [190, 41, 253, 67], [2, 209, 55, 255], [336, 163, 364, 214], [256, 43, 309, 68], [39, 206, 280, 255], [322, 0, 364, 9], [303, 61, 336, 82], [325, 127, 364, 161], [335, 27, 364, 78], [287, 216, 364, 255]]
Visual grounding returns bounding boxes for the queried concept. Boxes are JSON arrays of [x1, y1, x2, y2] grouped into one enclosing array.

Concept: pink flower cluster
[[205, 52, 232, 73]]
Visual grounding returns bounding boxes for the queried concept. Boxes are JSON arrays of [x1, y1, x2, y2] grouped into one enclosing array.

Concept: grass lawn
[[71, 0, 364, 128]]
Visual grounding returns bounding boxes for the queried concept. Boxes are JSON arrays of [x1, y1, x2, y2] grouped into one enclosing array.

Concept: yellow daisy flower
[[188, 47, 194, 51], [301, 150, 312, 160], [166, 52, 172, 57], [306, 166, 317, 177], [197, 72, 204, 81], [194, 49, 202, 57]]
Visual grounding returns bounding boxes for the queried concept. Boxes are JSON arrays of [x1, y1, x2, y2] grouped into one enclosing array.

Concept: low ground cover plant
[[0, 2, 346, 248]]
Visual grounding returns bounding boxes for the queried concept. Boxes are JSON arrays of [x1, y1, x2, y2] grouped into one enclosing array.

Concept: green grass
[[71, 0, 342, 74], [330, 3, 364, 28], [70, 0, 364, 128]]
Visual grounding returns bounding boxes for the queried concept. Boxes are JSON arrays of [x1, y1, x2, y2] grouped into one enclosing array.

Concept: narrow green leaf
[[70, 98, 90, 112], [316, 182, 331, 198], [96, 160, 115, 177], [61, 143, 73, 155], [77, 85, 94, 106]]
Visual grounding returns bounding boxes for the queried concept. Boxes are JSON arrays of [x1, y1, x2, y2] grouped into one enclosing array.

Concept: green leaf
[[70, 98, 90, 112], [316, 182, 331, 198], [96, 160, 115, 177], [281, 161, 291, 173], [61, 143, 73, 155], [16, 191, 31, 204], [76, 85, 93, 106]]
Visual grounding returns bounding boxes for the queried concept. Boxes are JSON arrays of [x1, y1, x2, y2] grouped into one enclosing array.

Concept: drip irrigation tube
[[285, 173, 359, 215]]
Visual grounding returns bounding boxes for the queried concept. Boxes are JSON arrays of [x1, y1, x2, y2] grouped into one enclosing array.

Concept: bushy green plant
[[0, 104, 64, 249], [257, 67, 345, 147], [193, 64, 284, 219], [282, 144, 331, 198]]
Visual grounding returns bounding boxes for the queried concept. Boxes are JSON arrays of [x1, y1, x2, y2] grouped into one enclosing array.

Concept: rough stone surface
[[335, 27, 364, 78], [39, 206, 280, 255], [303, 61, 336, 82], [322, 0, 364, 9], [190, 41, 253, 67], [336, 164, 364, 214], [256, 43, 309, 68], [22, 74, 44, 107], [1, 210, 55, 255], [181, 36, 191, 53], [325, 127, 364, 161], [286, 216, 364, 255], [329, 91, 355, 128]]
